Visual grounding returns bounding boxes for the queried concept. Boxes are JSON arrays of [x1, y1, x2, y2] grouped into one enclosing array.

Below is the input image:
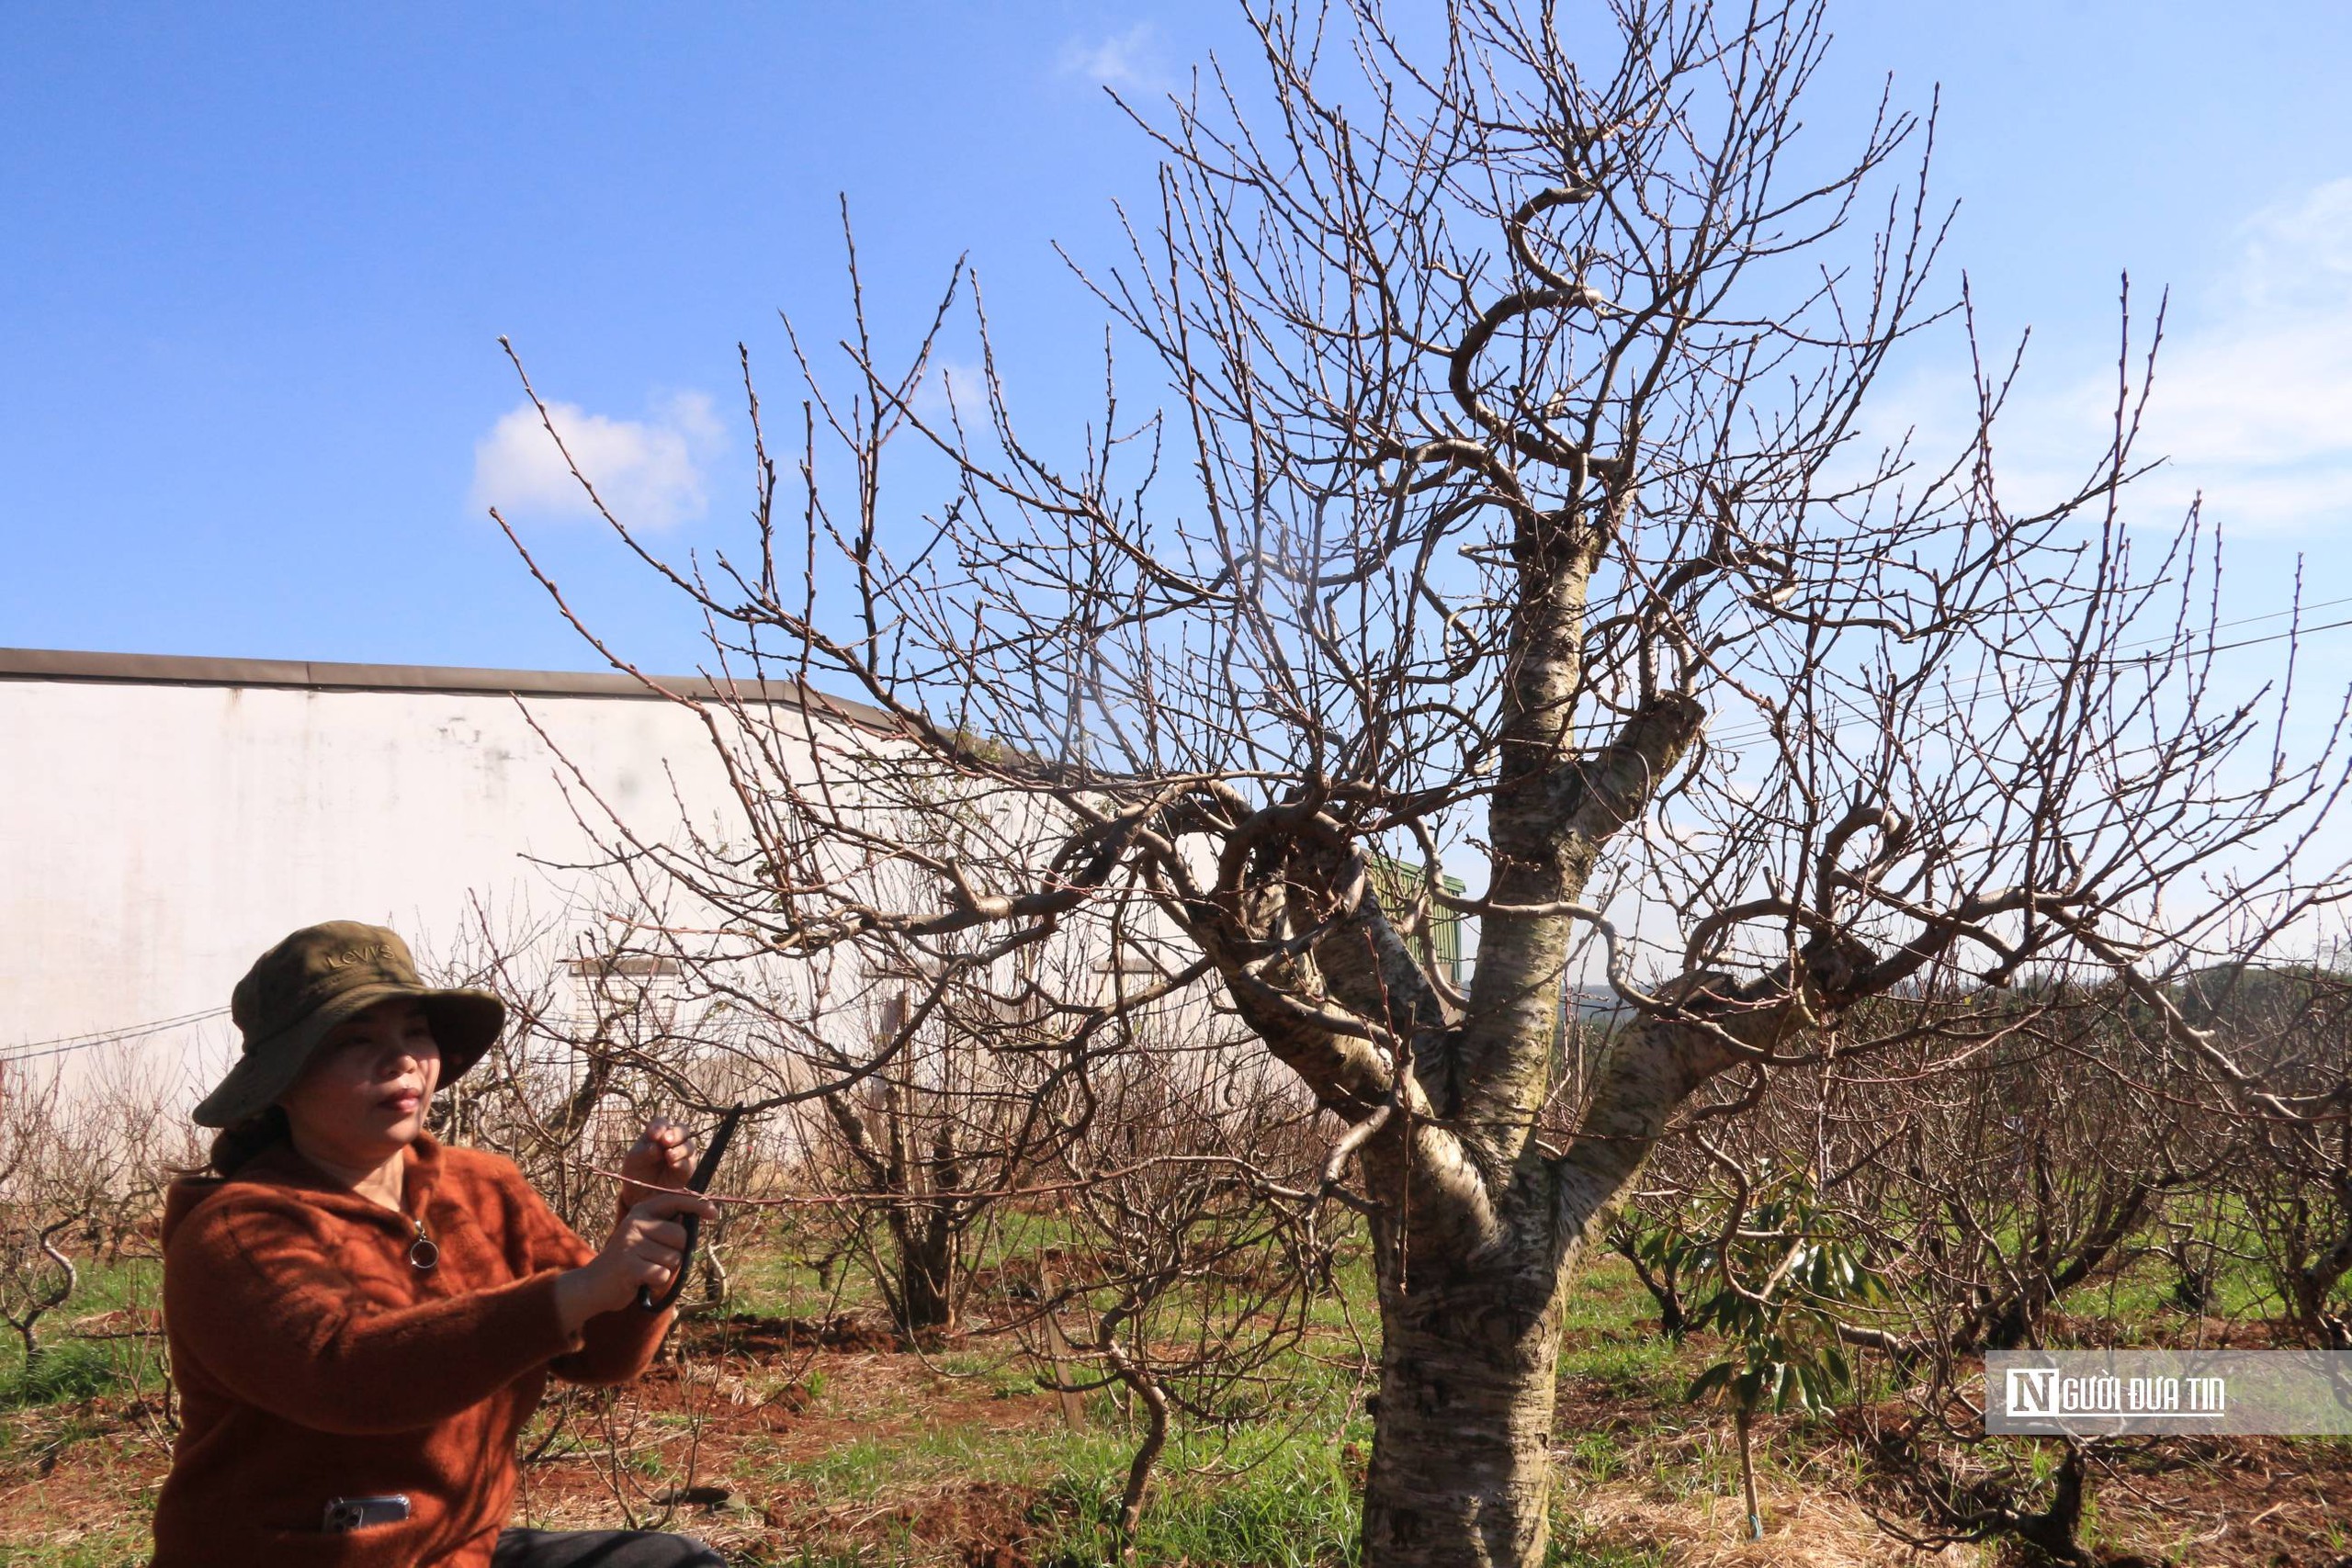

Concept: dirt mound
[[689, 1311, 900, 1354], [966, 1247, 1109, 1303]]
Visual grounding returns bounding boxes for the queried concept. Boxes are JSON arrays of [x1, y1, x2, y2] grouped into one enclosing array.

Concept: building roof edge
[[0, 646, 895, 729]]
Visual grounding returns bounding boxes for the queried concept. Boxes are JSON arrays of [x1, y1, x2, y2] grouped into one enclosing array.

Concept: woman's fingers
[[582, 1179, 719, 1308], [599, 1199, 717, 1291], [619, 1118, 696, 1195], [628, 1190, 718, 1224], [621, 1258, 675, 1294], [577, 1186, 720, 1314], [634, 1219, 690, 1253]]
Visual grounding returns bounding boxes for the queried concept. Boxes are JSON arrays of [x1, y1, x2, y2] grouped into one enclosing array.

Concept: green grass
[[0, 1342, 119, 1411], [1036, 1422, 1364, 1568], [1557, 1332, 1682, 1403], [726, 1284, 1377, 1566], [1559, 1431, 1628, 1486], [933, 1350, 1046, 1401], [0, 1257, 167, 1414], [0, 1525, 151, 1568], [729, 1247, 1695, 1565]]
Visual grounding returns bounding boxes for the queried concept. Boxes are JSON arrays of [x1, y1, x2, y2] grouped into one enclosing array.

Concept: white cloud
[[469, 390, 723, 530], [1057, 23, 1171, 95], [1876, 178, 2352, 536], [2235, 178, 2352, 316], [912, 357, 988, 423], [2120, 179, 2352, 531]]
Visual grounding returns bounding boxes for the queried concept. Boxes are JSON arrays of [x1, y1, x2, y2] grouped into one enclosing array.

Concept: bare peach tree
[[804, 957, 1101, 1341], [1007, 1036, 1340, 1552], [1792, 990, 2206, 1360], [493, 1, 2350, 1561], [2173, 964, 2352, 1347], [0, 1053, 195, 1371]]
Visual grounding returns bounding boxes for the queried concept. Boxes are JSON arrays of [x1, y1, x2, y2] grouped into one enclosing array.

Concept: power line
[[0, 1036, 153, 1066], [0, 1007, 229, 1065], [1702, 609, 2352, 751]]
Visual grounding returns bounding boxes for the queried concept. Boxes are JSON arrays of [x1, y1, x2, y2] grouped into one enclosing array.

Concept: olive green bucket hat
[[193, 921, 505, 1128]]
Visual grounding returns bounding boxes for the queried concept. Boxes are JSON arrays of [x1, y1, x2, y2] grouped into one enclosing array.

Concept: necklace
[[408, 1217, 438, 1271]]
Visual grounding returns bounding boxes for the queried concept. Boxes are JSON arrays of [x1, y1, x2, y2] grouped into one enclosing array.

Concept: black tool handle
[[637, 1104, 745, 1314]]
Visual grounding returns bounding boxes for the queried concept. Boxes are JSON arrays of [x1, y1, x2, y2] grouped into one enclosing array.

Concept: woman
[[152, 921, 726, 1567]]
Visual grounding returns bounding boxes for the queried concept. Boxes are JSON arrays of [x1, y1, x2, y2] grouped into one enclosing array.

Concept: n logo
[[2007, 1367, 2056, 1416]]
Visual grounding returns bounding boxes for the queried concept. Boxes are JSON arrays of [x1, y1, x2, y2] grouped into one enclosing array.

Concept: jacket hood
[[160, 1175, 223, 1249], [161, 1134, 447, 1247]]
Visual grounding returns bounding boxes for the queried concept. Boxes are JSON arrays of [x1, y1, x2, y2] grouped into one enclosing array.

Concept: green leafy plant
[[1673, 1169, 1888, 1540]]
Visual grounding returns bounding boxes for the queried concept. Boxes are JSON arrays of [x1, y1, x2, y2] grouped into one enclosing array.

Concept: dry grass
[[1570, 1476, 1980, 1567]]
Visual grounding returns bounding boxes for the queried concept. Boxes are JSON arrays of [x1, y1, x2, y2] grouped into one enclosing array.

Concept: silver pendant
[[409, 1222, 438, 1270]]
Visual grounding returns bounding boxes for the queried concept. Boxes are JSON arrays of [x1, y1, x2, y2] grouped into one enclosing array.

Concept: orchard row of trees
[[3, 943, 2346, 1561]]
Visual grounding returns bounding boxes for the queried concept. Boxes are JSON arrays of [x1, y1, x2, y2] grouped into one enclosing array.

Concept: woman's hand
[[616, 1117, 695, 1213], [553, 1190, 719, 1333]]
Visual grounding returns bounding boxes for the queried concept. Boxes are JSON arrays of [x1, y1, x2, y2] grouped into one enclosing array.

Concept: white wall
[[0, 675, 815, 1101]]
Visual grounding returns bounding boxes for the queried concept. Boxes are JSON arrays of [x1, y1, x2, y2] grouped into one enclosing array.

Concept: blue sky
[[3, 1, 2348, 674]]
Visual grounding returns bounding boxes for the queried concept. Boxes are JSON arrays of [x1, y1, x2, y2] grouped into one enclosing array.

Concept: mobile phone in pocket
[[322, 1495, 412, 1532]]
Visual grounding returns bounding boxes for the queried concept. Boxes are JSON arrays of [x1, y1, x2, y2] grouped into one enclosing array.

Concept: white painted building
[[0, 648, 878, 1104]]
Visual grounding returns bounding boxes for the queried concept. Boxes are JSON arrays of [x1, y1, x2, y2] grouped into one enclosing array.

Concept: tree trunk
[[1361, 1240, 1566, 1568], [1735, 1412, 1761, 1540], [1348, 998, 1769, 1568], [888, 1206, 956, 1338], [1614, 1230, 1688, 1338], [1971, 1185, 2154, 1351], [1346, 527, 1716, 1565], [2013, 1440, 2091, 1567], [2291, 1224, 2352, 1348]]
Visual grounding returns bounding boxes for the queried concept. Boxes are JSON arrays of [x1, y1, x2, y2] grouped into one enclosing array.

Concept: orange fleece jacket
[[151, 1134, 671, 1568]]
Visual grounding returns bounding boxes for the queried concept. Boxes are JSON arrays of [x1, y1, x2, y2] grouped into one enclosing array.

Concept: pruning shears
[[638, 1103, 747, 1314]]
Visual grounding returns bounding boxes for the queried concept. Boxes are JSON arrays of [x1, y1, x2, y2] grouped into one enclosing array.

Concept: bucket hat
[[193, 921, 505, 1128]]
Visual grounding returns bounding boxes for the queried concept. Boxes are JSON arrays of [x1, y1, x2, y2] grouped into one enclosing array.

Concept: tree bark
[[890, 1206, 956, 1337], [1736, 1412, 1761, 1540], [2290, 1189, 2352, 1348], [1351, 992, 1792, 1565], [1361, 1235, 1567, 1568]]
